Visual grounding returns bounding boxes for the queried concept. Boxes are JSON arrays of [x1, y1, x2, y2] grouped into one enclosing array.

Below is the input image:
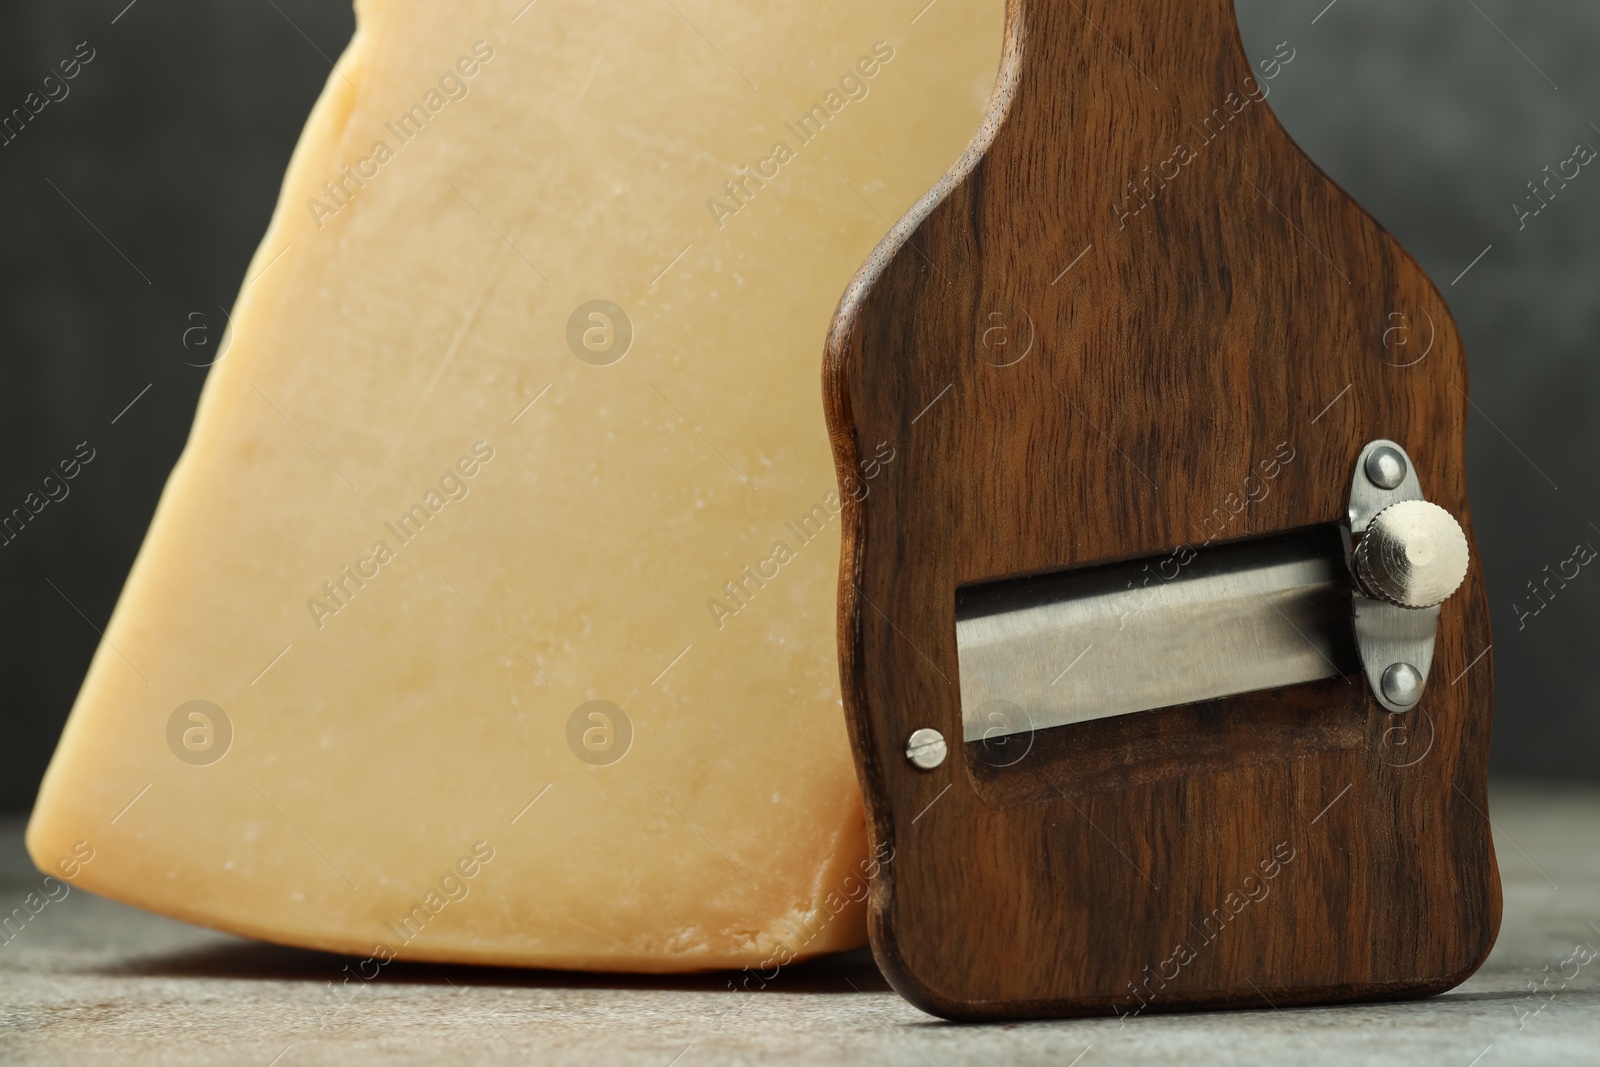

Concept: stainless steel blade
[[955, 529, 1357, 743]]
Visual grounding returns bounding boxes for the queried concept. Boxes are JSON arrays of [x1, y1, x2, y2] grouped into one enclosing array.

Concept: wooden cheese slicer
[[823, 0, 1499, 1020]]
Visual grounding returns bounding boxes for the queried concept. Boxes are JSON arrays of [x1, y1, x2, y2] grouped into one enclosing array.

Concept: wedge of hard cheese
[[27, 0, 1001, 970]]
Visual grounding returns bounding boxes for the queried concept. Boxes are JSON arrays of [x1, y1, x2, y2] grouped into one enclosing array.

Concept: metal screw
[[905, 728, 947, 770], [1364, 446, 1408, 490], [1381, 662, 1423, 708], [1355, 500, 1470, 608]]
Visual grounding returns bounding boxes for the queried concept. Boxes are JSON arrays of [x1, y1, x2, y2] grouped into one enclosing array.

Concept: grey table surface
[[2, 783, 1596, 1066]]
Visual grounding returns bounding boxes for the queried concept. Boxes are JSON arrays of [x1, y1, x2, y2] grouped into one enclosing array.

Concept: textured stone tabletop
[[2, 784, 1597, 1065]]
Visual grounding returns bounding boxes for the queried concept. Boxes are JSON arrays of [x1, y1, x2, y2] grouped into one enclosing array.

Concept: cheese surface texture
[[27, 0, 1002, 969]]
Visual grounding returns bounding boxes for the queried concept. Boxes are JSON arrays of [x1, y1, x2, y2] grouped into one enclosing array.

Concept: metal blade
[[955, 528, 1357, 743]]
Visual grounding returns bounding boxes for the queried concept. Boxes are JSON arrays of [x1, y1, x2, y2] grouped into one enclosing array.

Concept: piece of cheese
[[26, 0, 1001, 970]]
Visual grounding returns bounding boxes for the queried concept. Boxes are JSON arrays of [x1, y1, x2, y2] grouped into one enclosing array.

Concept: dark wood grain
[[822, 0, 1499, 1021]]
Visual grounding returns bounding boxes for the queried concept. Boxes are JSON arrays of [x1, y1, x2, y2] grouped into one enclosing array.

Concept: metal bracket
[[1348, 439, 1438, 713]]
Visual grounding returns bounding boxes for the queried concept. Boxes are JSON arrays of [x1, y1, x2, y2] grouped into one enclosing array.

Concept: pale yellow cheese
[[26, 0, 1001, 969]]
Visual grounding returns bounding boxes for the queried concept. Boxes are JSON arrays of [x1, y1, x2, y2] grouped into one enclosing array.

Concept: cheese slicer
[[822, 0, 1499, 1020]]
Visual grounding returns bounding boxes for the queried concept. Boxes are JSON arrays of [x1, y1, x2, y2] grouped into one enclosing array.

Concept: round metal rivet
[[905, 728, 947, 770], [1364, 446, 1408, 490], [1381, 662, 1424, 708]]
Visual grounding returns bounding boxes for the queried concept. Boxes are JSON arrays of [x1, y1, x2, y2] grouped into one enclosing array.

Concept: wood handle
[[824, 0, 1498, 1020]]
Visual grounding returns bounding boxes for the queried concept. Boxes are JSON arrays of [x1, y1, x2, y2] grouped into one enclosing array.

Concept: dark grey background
[[1, 0, 1595, 812]]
